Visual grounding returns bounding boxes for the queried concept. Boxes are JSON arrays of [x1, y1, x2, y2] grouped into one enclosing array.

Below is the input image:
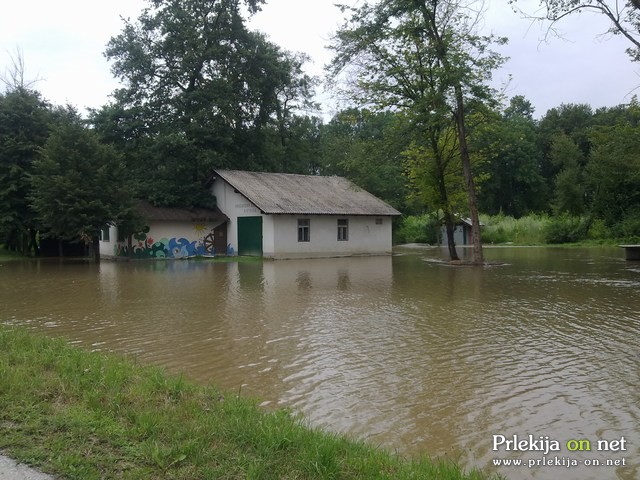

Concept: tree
[[549, 133, 586, 215], [512, 1, 640, 62], [586, 122, 640, 232], [0, 87, 52, 255], [30, 113, 135, 262], [319, 109, 409, 211], [101, 0, 316, 206], [404, 124, 469, 259], [328, 0, 506, 263], [537, 103, 593, 194], [475, 98, 547, 217]]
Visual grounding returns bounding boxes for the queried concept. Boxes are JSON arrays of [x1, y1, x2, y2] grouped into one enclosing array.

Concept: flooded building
[[210, 170, 401, 258], [99, 170, 400, 259]]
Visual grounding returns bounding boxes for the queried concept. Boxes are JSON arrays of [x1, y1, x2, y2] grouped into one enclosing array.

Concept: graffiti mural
[[114, 224, 221, 259]]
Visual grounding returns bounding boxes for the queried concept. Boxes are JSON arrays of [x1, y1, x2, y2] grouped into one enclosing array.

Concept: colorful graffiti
[[113, 224, 224, 259]]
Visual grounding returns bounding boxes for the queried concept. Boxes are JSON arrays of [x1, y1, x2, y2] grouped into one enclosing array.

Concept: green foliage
[[480, 213, 549, 245], [98, 0, 319, 207], [30, 113, 135, 258], [396, 214, 440, 244], [0, 88, 52, 254], [319, 109, 410, 211], [549, 133, 585, 215], [328, 0, 507, 263], [474, 100, 547, 216], [586, 122, 640, 230], [544, 214, 591, 244]]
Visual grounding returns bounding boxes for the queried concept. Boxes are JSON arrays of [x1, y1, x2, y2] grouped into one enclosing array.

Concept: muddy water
[[1, 247, 638, 479]]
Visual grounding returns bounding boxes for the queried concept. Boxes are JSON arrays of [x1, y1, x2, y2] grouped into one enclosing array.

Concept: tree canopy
[[328, 0, 507, 262], [98, 0, 318, 207], [30, 112, 135, 261], [0, 87, 52, 255]]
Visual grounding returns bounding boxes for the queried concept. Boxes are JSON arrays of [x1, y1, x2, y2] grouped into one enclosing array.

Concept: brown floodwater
[[1, 246, 638, 480]]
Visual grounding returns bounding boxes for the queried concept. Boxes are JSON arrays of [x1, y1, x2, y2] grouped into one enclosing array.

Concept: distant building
[[440, 217, 483, 247], [99, 170, 401, 259]]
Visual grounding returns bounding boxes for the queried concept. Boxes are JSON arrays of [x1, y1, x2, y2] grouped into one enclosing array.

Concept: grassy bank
[[395, 213, 640, 247], [0, 327, 500, 480]]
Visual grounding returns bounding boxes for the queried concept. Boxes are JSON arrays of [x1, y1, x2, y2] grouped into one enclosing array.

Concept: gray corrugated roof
[[213, 170, 401, 216]]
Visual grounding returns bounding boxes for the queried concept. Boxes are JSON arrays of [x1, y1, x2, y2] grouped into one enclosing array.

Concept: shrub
[[396, 214, 440, 244], [544, 215, 590, 244], [480, 213, 549, 245]]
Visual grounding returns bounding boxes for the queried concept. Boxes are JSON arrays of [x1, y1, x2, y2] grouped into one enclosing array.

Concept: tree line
[[1, 0, 639, 260]]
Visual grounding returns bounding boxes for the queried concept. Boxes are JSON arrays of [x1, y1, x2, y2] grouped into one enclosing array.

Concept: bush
[[480, 213, 549, 245], [544, 215, 590, 244], [395, 214, 440, 244]]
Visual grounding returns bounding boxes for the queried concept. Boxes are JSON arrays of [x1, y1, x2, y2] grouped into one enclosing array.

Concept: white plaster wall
[[99, 225, 118, 257], [211, 179, 263, 255], [267, 215, 393, 258], [212, 178, 394, 258]]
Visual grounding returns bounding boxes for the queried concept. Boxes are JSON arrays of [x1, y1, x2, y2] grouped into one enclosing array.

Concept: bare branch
[[1, 47, 43, 92], [512, 0, 640, 62]]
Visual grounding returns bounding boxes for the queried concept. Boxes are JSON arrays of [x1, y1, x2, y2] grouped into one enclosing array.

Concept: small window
[[298, 219, 310, 242], [100, 227, 110, 242], [337, 219, 349, 241], [375, 218, 383, 225]]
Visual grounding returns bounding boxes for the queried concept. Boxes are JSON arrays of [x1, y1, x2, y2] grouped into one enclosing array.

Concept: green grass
[[480, 214, 549, 245], [0, 326, 502, 480]]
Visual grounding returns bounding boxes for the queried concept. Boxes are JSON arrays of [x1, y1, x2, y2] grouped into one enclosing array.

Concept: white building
[[99, 170, 401, 259], [210, 170, 401, 259]]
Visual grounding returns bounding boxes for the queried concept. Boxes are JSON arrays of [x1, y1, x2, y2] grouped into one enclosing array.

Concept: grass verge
[[0, 326, 502, 480]]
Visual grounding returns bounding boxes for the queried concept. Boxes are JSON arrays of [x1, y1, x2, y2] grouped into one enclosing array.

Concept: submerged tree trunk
[[443, 210, 459, 261], [453, 84, 483, 265], [431, 131, 460, 262]]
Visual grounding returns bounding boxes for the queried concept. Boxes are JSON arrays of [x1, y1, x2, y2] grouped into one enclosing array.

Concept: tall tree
[[475, 96, 547, 217], [586, 122, 640, 232], [101, 0, 316, 206], [319, 109, 409, 211], [328, 0, 506, 263], [30, 112, 135, 262], [549, 133, 586, 215], [404, 124, 468, 259], [0, 87, 52, 255]]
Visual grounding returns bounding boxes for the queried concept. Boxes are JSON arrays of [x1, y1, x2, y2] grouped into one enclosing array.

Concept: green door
[[237, 216, 263, 256]]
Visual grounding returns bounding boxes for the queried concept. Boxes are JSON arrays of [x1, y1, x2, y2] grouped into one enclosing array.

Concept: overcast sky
[[1, 0, 638, 119]]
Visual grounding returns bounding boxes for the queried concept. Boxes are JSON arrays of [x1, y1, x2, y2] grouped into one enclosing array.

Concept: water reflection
[[1, 248, 639, 480]]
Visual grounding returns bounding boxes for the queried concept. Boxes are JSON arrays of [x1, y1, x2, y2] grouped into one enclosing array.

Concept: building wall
[[267, 215, 393, 258], [211, 178, 262, 255], [98, 225, 118, 258], [98, 220, 225, 259], [440, 224, 469, 247], [212, 178, 394, 258]]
